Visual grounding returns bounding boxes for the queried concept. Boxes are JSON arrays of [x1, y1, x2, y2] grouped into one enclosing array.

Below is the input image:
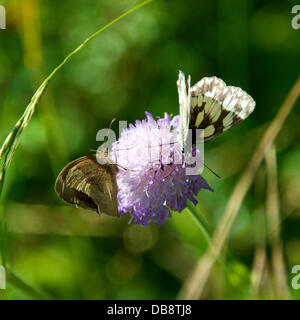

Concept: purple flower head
[[111, 112, 213, 226]]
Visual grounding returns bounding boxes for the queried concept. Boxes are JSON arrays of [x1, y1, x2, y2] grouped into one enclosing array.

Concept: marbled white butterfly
[[177, 71, 256, 148]]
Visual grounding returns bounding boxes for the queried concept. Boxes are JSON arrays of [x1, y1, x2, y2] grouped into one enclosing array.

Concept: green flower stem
[[186, 202, 232, 275], [186, 201, 211, 246], [6, 268, 50, 300]]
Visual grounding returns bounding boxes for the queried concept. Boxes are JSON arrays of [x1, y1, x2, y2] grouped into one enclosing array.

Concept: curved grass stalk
[[0, 0, 153, 194], [0, 0, 153, 297]]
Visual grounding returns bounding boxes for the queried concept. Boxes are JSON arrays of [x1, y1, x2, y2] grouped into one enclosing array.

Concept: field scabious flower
[[111, 112, 213, 226]]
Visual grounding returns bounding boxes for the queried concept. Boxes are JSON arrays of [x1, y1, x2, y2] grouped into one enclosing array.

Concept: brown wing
[[55, 154, 119, 217]]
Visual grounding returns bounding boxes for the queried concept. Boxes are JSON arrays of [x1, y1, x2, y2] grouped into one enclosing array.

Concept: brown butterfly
[[55, 150, 119, 217]]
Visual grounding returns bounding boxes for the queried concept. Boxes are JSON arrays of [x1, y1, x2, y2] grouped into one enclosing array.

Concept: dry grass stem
[[178, 77, 300, 300], [265, 145, 289, 299]]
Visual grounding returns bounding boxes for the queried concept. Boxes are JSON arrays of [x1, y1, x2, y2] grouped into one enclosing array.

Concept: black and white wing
[[177, 70, 191, 149], [189, 76, 256, 142]]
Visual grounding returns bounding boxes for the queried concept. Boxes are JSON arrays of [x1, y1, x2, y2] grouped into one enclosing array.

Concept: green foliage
[[0, 0, 300, 299]]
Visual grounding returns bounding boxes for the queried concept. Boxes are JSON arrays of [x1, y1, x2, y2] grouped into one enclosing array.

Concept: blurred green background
[[0, 0, 300, 299]]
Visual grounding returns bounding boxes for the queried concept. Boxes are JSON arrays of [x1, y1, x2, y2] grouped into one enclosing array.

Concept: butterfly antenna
[[101, 118, 117, 156], [204, 164, 221, 179], [103, 118, 117, 143], [90, 119, 117, 156], [109, 118, 117, 130]]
